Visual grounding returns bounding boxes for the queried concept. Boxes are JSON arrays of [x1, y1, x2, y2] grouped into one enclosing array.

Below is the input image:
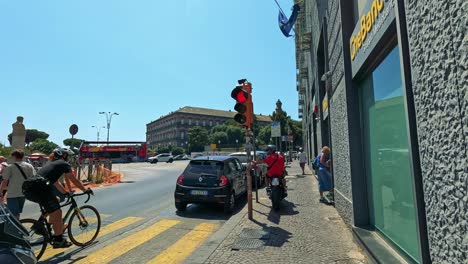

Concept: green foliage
[[8, 129, 49, 146], [147, 147, 158, 156], [289, 120, 303, 147], [257, 126, 272, 146], [63, 138, 84, 152], [0, 143, 11, 157], [209, 131, 228, 145], [157, 146, 171, 154], [29, 139, 59, 155], [270, 102, 303, 151], [171, 147, 185, 156], [188, 126, 209, 152]]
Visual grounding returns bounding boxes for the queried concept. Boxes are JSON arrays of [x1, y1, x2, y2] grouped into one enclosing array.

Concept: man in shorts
[[0, 149, 36, 219]]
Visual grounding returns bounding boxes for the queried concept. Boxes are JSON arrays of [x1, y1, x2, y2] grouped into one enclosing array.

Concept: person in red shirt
[[253, 145, 287, 193]]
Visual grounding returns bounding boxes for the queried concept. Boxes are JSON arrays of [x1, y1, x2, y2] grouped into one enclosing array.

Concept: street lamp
[[185, 141, 188, 154], [91, 125, 105, 143], [99, 112, 119, 145], [236, 139, 239, 151], [218, 140, 221, 152]]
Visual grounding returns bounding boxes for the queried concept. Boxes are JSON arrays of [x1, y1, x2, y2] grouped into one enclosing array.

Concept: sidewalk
[[201, 161, 368, 264]]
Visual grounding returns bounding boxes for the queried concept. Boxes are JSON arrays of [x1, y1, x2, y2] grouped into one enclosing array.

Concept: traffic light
[[231, 81, 253, 128]]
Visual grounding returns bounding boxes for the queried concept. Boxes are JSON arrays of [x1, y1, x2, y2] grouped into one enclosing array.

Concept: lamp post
[[185, 141, 188, 154], [218, 140, 221, 152], [99, 112, 119, 145], [91, 126, 105, 143], [236, 139, 239, 151]]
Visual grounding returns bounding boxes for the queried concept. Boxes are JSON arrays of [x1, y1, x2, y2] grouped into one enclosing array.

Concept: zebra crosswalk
[[34, 216, 220, 264]]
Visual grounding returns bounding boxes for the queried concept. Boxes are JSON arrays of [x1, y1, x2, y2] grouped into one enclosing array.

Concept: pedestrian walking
[[316, 146, 333, 203], [298, 148, 307, 174], [0, 149, 36, 219]]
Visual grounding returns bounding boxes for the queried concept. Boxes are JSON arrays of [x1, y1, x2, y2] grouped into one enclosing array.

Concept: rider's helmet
[[53, 147, 74, 161], [265, 145, 277, 155]]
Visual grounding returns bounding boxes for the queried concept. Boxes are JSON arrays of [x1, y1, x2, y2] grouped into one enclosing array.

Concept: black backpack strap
[[13, 163, 28, 180]]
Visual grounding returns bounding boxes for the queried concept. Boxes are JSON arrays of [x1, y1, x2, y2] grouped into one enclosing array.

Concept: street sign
[[69, 124, 79, 136], [271, 122, 281, 137]]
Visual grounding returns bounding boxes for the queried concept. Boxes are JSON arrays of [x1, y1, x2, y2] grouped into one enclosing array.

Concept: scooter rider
[[253, 145, 287, 194]]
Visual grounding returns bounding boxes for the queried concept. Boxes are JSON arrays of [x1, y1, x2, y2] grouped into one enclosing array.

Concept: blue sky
[[0, 0, 297, 146]]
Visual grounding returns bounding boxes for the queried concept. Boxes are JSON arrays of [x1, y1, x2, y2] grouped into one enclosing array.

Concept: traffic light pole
[[246, 128, 253, 220]]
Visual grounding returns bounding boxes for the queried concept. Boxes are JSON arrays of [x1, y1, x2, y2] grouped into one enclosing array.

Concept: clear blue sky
[[0, 0, 297, 147]]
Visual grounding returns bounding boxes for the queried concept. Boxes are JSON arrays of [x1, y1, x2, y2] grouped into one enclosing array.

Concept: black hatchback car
[[174, 156, 247, 213]]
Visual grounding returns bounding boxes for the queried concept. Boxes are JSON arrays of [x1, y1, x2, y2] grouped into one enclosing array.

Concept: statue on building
[[275, 99, 283, 115], [11, 116, 26, 151]]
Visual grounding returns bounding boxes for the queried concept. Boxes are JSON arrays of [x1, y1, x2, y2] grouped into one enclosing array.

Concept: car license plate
[[191, 190, 208, 196], [272, 178, 280, 186]]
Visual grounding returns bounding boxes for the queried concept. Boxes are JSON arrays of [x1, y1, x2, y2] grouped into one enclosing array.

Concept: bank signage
[[350, 0, 395, 77]]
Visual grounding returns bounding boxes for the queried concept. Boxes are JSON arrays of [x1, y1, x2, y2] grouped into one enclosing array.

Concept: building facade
[[146, 106, 272, 149], [295, 0, 467, 263]]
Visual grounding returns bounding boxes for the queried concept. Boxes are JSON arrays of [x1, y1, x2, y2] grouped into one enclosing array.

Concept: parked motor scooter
[[267, 176, 287, 211]]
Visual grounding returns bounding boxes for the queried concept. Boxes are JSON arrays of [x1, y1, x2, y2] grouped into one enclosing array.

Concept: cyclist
[[34, 148, 93, 248]]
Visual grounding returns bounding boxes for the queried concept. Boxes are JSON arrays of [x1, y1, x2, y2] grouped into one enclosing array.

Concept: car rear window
[[186, 160, 224, 175], [230, 155, 248, 163]]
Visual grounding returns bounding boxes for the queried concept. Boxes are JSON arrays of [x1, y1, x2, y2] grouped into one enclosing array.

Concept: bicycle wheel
[[20, 218, 48, 261], [67, 205, 101, 246]]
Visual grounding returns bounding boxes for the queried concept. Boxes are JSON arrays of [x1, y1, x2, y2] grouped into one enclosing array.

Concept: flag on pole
[[278, 4, 300, 37]]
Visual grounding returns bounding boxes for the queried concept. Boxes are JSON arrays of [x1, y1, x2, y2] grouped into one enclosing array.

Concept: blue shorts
[[7, 197, 26, 216]]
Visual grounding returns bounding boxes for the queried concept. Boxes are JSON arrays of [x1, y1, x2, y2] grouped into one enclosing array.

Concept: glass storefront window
[[359, 46, 421, 262]]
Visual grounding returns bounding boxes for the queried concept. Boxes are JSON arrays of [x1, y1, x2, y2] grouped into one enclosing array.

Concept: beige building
[[146, 106, 271, 149]]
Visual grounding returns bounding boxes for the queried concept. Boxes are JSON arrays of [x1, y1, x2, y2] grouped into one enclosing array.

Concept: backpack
[[22, 176, 51, 203], [312, 155, 320, 171]]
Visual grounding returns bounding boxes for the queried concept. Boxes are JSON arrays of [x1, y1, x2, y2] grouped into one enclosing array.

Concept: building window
[[181, 132, 184, 139], [203, 120, 206, 126], [359, 46, 420, 262], [196, 120, 199, 126], [209, 121, 213, 126], [189, 119, 191, 125], [181, 119, 184, 125]]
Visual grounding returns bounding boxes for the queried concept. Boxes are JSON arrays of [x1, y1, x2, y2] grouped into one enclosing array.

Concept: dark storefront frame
[[344, 0, 430, 263]]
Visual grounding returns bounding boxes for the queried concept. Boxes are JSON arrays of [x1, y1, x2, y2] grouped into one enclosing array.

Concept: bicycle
[[20, 191, 101, 260]]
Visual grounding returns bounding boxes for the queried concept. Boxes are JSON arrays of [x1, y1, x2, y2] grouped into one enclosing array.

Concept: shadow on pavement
[[248, 218, 292, 248], [175, 195, 247, 221], [43, 240, 98, 264]]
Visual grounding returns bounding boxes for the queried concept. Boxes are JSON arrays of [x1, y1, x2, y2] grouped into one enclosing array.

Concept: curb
[[187, 201, 249, 264]]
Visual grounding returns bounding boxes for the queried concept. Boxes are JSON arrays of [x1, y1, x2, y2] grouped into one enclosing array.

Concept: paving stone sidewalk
[[204, 160, 368, 264]]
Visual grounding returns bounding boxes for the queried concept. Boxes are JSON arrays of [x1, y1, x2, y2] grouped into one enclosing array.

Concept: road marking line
[[40, 216, 143, 260], [147, 222, 218, 264], [76, 219, 180, 264]]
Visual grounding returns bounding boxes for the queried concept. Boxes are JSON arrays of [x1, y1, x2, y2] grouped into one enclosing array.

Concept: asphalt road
[[20, 160, 244, 264]]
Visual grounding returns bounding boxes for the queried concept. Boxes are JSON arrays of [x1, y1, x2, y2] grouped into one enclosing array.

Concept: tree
[[8, 129, 49, 146], [188, 126, 209, 152], [209, 131, 228, 146], [0, 143, 11, 157], [29, 139, 59, 155], [171, 147, 185, 156], [257, 126, 272, 146], [63, 138, 85, 152], [289, 120, 303, 147], [225, 126, 243, 145]]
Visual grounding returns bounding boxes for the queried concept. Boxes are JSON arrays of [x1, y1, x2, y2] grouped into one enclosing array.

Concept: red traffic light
[[231, 86, 248, 103]]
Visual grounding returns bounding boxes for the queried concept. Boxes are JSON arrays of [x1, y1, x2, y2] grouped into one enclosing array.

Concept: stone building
[[146, 106, 271, 149], [294, 0, 467, 263]]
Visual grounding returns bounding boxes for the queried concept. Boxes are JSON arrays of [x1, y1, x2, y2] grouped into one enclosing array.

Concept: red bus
[[79, 141, 147, 163]]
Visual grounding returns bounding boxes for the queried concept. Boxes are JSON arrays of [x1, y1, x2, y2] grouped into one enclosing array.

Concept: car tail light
[[177, 175, 184, 185], [219, 175, 228, 187]]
